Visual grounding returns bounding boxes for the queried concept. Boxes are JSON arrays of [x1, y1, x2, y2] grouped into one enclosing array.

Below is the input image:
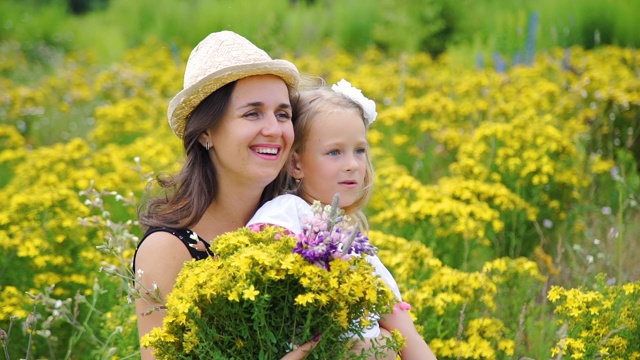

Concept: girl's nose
[[344, 153, 358, 171]]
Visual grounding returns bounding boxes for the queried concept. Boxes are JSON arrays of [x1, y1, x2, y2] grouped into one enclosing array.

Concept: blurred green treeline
[[2, 0, 639, 67]]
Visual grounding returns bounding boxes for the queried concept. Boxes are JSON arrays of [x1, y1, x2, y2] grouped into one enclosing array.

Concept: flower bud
[[25, 312, 37, 330]]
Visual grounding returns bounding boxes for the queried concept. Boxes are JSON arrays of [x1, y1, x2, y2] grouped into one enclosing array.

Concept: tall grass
[[450, 0, 640, 67], [6, 0, 377, 63]]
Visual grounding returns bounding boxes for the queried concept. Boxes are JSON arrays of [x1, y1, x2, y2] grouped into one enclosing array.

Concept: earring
[[205, 141, 210, 151], [292, 178, 302, 192]]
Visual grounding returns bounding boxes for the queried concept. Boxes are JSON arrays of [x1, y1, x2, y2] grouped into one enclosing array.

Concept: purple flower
[[293, 194, 378, 269]]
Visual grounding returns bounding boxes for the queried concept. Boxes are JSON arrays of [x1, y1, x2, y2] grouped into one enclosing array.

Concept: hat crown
[[168, 30, 298, 138], [183, 31, 273, 89]]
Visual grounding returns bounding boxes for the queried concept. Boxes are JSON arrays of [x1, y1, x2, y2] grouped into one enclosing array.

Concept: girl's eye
[[327, 149, 340, 156], [355, 147, 367, 155]]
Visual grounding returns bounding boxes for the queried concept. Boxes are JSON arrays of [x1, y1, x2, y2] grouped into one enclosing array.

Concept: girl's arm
[[367, 256, 437, 359], [379, 308, 437, 360]]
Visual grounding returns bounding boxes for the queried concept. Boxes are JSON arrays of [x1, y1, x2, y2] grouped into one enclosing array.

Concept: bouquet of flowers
[[142, 198, 403, 359]]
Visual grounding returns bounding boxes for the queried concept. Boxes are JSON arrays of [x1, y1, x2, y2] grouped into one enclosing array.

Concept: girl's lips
[[339, 180, 358, 188]]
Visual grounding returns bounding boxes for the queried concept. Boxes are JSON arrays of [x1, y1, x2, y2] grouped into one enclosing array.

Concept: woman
[[133, 31, 313, 359]]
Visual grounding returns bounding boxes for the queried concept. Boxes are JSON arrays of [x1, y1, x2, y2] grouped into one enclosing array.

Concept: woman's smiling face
[[207, 75, 294, 188]]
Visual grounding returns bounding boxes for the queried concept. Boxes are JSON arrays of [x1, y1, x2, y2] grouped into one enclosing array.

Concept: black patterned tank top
[[132, 226, 213, 272]]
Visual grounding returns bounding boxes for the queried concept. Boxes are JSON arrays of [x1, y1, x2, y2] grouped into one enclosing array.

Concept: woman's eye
[[276, 111, 292, 122], [243, 111, 259, 119]]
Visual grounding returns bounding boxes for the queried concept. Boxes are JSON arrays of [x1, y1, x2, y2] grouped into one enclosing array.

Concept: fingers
[[280, 338, 320, 360], [393, 301, 412, 314]]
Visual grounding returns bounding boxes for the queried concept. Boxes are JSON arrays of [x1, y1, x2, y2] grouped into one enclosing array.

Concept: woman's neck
[[192, 182, 264, 241]]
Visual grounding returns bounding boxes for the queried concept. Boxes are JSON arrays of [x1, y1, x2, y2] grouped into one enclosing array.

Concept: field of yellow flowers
[[1, 38, 639, 359]]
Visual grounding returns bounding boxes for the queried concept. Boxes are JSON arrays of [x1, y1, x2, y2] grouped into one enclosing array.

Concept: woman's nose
[[261, 113, 282, 136]]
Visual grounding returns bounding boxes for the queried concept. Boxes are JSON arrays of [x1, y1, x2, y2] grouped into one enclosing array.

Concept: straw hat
[[168, 31, 300, 138]]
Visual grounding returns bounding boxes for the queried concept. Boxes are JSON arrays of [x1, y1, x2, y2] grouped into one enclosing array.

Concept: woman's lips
[[251, 145, 281, 159]]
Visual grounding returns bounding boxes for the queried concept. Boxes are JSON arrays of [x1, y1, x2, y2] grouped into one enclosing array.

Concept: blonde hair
[[291, 79, 374, 229]]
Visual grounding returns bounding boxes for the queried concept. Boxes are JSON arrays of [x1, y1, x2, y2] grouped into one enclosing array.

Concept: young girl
[[247, 79, 437, 359]]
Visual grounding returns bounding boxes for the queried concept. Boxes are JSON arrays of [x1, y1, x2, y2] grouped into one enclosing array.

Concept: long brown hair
[[139, 81, 298, 229]]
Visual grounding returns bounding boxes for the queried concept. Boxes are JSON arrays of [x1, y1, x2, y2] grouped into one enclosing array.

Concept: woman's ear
[[198, 130, 211, 149], [288, 152, 303, 179]]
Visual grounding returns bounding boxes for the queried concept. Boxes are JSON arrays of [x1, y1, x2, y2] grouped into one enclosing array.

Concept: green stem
[[3, 341, 10, 360], [462, 238, 470, 272], [616, 187, 624, 285], [64, 285, 104, 360]]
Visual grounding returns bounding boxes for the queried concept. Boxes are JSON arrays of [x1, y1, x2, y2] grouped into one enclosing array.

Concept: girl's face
[[293, 109, 368, 208], [205, 75, 294, 189]]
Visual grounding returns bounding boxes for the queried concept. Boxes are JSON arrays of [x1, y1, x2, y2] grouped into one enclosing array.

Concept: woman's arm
[[134, 231, 320, 360], [379, 308, 437, 360], [279, 340, 319, 360], [134, 232, 194, 360]]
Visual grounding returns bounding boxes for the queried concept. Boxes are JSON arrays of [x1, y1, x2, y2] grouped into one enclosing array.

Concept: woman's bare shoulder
[[135, 231, 194, 273], [134, 230, 196, 305]]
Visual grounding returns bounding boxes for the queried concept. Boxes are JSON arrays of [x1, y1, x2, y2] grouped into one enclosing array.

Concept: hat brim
[[168, 60, 299, 138]]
